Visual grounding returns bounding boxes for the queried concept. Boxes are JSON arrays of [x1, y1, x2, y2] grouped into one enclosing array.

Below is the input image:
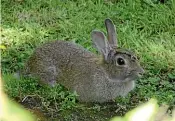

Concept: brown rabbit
[[24, 18, 144, 102]]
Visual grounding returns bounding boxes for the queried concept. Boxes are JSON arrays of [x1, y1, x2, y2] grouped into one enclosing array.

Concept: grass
[[1, 0, 175, 120]]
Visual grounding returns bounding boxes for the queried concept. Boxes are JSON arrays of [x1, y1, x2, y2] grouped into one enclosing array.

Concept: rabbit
[[24, 18, 144, 103]]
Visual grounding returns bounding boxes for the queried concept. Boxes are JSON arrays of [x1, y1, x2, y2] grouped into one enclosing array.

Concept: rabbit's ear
[[105, 18, 117, 49], [91, 30, 109, 59]]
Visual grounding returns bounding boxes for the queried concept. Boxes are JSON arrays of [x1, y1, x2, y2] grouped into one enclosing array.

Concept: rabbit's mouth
[[136, 72, 143, 78], [127, 71, 143, 80], [109, 70, 143, 83], [122, 75, 139, 83], [119, 71, 142, 82]]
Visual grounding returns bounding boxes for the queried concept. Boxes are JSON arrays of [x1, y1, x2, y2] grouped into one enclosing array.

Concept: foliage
[[0, 77, 36, 121], [111, 99, 175, 121]]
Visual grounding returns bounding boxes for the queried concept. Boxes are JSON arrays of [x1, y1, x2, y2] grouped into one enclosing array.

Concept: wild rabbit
[[24, 18, 144, 102]]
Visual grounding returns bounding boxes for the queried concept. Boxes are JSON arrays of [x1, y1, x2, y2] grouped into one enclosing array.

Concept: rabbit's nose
[[141, 67, 145, 73], [138, 67, 145, 76]]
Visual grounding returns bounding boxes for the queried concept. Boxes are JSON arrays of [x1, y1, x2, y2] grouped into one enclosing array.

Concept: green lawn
[[1, 0, 175, 120]]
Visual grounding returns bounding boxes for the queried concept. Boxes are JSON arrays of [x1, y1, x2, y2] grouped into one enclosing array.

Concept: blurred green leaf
[[111, 99, 175, 121], [1, 88, 36, 121]]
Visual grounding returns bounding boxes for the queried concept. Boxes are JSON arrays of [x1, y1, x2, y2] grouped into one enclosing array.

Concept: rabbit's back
[[26, 40, 103, 85], [34, 41, 95, 62]]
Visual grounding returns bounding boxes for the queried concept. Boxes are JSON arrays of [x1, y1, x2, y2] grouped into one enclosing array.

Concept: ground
[[1, 0, 175, 121]]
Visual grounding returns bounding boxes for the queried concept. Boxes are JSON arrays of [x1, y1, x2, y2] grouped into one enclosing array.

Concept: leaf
[[124, 99, 158, 121], [0, 78, 36, 121]]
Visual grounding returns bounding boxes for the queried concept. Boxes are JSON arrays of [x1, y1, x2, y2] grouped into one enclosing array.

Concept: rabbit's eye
[[117, 58, 125, 65]]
